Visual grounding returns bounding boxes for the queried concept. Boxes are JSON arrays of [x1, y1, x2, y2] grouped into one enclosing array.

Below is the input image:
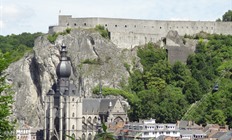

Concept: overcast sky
[[1, 0, 231, 36]]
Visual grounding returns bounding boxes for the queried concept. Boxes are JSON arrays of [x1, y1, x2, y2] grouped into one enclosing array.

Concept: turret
[[56, 44, 71, 95]]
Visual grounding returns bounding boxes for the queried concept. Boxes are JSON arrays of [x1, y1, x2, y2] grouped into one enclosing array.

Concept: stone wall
[[49, 15, 232, 48]]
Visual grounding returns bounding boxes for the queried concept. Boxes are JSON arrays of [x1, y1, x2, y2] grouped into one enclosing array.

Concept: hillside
[[1, 29, 232, 128], [4, 29, 139, 127]]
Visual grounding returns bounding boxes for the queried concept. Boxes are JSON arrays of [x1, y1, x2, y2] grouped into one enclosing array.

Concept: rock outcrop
[[164, 30, 197, 64], [5, 29, 140, 127]]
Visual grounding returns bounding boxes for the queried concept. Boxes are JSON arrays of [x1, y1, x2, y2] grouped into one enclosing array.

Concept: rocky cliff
[[5, 29, 140, 127]]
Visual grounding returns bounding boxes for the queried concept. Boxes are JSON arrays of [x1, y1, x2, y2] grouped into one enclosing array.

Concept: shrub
[[94, 25, 109, 39]]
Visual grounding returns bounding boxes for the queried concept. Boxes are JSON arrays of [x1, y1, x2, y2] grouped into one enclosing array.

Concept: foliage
[[94, 25, 109, 39], [81, 58, 103, 65], [184, 34, 232, 127], [0, 77, 15, 139], [137, 42, 166, 71], [0, 32, 42, 138], [95, 122, 115, 140], [92, 86, 139, 104], [0, 33, 42, 73], [222, 10, 232, 21], [47, 28, 71, 44]]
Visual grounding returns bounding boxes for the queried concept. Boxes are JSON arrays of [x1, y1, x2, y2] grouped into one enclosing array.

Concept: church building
[[44, 44, 128, 140]]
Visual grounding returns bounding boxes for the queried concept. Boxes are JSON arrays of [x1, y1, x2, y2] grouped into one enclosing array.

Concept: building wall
[[49, 15, 232, 48]]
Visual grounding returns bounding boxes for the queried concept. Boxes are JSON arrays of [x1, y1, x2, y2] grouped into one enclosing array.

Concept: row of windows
[[144, 125, 175, 129], [144, 131, 178, 135], [67, 22, 216, 31]]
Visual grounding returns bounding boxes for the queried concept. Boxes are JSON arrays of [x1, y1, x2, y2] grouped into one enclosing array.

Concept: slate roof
[[219, 131, 232, 140], [180, 130, 206, 135], [99, 99, 117, 113], [178, 120, 202, 129], [211, 132, 227, 139], [82, 98, 101, 115]]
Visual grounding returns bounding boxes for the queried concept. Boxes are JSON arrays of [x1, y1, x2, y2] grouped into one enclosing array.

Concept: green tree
[[0, 77, 15, 139], [95, 122, 115, 140], [222, 10, 232, 21]]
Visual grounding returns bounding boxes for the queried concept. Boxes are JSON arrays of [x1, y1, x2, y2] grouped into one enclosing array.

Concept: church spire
[[56, 44, 71, 78]]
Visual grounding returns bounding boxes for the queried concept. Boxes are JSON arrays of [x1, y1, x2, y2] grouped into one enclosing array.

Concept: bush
[[92, 86, 139, 104], [94, 25, 109, 39], [47, 28, 71, 44]]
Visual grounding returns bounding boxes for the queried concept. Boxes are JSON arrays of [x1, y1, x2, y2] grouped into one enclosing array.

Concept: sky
[[1, 0, 231, 36]]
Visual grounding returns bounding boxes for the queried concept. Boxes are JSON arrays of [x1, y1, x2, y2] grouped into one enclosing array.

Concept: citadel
[[49, 15, 232, 48]]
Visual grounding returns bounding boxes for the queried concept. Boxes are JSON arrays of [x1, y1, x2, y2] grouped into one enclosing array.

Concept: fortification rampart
[[49, 15, 232, 49]]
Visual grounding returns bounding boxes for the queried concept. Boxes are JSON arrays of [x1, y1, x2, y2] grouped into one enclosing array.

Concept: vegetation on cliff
[[123, 34, 232, 127], [0, 32, 42, 139]]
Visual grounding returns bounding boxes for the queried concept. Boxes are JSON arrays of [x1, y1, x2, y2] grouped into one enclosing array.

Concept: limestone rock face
[[5, 29, 139, 127], [165, 30, 197, 64]]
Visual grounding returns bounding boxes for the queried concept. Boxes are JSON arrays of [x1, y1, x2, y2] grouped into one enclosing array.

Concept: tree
[[94, 122, 115, 140], [222, 10, 232, 21], [0, 77, 15, 139]]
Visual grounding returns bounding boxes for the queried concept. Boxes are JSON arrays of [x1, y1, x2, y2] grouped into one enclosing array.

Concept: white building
[[121, 119, 180, 140]]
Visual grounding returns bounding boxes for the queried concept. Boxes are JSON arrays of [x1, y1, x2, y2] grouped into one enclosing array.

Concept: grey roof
[[82, 98, 101, 115], [179, 120, 202, 129], [180, 130, 206, 135], [99, 99, 117, 113], [219, 131, 232, 140], [211, 132, 227, 139]]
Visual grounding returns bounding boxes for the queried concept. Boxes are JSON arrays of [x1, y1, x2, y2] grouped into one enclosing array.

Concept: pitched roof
[[82, 98, 101, 115], [219, 131, 232, 140], [178, 120, 202, 129], [99, 99, 117, 113], [211, 132, 226, 139]]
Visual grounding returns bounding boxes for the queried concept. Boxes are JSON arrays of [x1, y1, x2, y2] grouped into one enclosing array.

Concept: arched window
[[72, 125, 75, 129], [88, 133, 92, 140]]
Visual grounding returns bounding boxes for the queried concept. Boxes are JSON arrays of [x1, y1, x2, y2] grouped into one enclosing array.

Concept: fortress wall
[[50, 15, 232, 48], [111, 32, 160, 48]]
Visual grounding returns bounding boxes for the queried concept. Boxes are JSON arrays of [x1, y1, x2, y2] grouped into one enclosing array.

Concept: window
[[160, 27, 162, 29], [74, 23, 77, 26], [125, 25, 127, 28], [72, 98, 74, 101], [105, 24, 107, 27], [72, 113, 75, 117], [72, 125, 75, 129], [84, 23, 87, 26], [115, 25, 118, 27], [144, 132, 149, 135], [134, 25, 137, 28]]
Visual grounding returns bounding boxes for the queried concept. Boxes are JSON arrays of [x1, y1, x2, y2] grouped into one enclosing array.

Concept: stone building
[[44, 44, 128, 140], [49, 15, 232, 49]]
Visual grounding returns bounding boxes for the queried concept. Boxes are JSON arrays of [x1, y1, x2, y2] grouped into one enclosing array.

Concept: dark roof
[[82, 98, 101, 115], [99, 99, 117, 113], [179, 120, 202, 129]]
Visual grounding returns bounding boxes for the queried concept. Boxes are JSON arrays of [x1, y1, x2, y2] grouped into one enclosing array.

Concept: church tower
[[44, 44, 83, 140]]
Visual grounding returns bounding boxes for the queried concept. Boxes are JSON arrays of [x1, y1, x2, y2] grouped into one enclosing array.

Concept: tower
[[44, 44, 83, 140]]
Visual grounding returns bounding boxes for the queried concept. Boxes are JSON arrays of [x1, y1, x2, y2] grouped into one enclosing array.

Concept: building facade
[[49, 15, 232, 49], [121, 119, 180, 140], [44, 44, 128, 140]]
